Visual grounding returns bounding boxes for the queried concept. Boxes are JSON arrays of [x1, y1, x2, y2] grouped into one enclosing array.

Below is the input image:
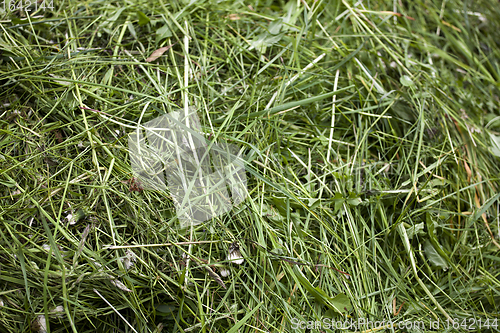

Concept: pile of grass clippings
[[1, 0, 500, 332]]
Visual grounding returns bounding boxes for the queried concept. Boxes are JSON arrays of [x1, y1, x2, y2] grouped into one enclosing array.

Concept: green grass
[[1, 0, 500, 332]]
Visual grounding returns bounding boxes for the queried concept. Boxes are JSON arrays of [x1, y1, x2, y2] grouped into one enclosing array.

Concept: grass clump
[[1, 0, 500, 332]]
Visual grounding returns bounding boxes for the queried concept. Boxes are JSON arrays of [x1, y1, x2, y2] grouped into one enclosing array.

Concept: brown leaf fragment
[[146, 44, 175, 62], [203, 265, 226, 289], [228, 14, 240, 20], [74, 224, 91, 262]]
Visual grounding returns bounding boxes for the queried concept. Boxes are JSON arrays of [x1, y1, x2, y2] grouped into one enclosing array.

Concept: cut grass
[[1, 0, 500, 332]]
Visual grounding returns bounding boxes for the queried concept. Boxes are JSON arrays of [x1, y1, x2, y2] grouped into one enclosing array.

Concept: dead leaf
[[146, 44, 175, 62], [203, 265, 226, 289]]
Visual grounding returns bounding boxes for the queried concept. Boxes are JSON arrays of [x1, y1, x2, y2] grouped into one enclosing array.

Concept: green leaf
[[428, 178, 448, 187], [268, 19, 283, 35], [332, 192, 344, 214], [291, 266, 351, 314], [489, 133, 500, 157], [346, 197, 361, 207], [271, 196, 288, 215], [306, 198, 320, 208], [400, 75, 414, 87], [330, 293, 353, 313], [102, 8, 125, 29], [127, 22, 137, 39], [261, 203, 284, 222], [155, 303, 177, 316], [406, 222, 425, 240], [283, 0, 299, 27], [137, 11, 150, 26], [423, 240, 448, 270], [249, 32, 283, 53], [271, 247, 284, 256], [156, 25, 172, 44], [0, 178, 17, 188]]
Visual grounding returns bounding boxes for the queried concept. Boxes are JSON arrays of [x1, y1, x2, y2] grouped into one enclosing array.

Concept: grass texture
[[1, 0, 500, 332]]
